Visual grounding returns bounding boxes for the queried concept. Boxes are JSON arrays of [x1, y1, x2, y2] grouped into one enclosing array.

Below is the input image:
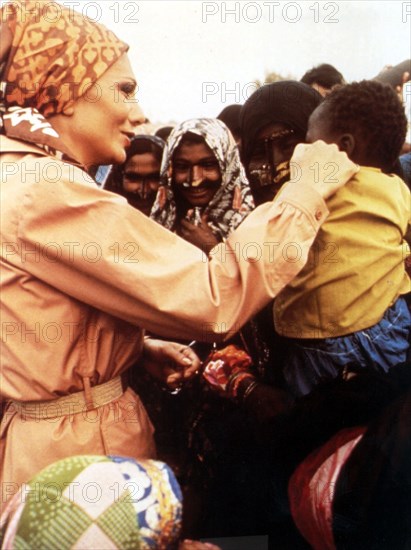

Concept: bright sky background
[[95, 0, 410, 124], [4, 0, 411, 124]]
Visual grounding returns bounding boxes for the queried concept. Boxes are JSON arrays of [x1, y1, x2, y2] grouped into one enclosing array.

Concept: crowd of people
[[1, 1, 410, 549]]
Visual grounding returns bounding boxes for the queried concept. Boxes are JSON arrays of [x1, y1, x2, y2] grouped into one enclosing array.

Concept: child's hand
[[290, 140, 359, 199]]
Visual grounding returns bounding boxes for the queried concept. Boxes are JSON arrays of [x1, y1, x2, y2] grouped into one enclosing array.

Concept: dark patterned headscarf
[[240, 81, 323, 169], [150, 118, 255, 241], [217, 104, 242, 139], [0, 0, 128, 159], [106, 135, 166, 193]]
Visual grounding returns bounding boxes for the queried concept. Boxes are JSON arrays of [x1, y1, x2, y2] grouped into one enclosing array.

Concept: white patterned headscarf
[[150, 118, 255, 241]]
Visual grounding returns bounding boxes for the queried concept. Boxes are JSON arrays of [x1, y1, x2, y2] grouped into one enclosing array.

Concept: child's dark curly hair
[[322, 80, 407, 171]]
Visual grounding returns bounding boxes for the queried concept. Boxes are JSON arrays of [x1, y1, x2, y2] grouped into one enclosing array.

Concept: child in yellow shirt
[[275, 80, 411, 396]]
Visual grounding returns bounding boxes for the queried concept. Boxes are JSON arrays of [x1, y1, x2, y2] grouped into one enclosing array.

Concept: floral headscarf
[[0, 455, 182, 549], [0, 0, 128, 160], [150, 118, 255, 241]]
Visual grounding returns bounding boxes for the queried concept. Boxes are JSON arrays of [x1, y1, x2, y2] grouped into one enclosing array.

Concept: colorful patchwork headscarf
[[150, 118, 255, 242], [0, 0, 128, 159], [0, 455, 182, 549]]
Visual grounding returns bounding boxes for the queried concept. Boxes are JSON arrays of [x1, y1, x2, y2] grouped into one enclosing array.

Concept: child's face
[[306, 105, 338, 145]]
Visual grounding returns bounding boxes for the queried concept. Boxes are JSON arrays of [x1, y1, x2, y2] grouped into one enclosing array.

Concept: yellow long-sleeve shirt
[[274, 167, 411, 338]]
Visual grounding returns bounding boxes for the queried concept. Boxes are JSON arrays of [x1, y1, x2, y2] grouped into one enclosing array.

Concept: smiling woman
[[49, 56, 144, 168], [151, 117, 255, 252], [172, 137, 222, 208]]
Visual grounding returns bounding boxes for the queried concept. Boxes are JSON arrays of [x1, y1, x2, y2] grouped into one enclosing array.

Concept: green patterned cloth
[[0, 455, 182, 549]]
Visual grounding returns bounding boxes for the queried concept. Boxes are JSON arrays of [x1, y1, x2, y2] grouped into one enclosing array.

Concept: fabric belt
[[10, 376, 126, 420]]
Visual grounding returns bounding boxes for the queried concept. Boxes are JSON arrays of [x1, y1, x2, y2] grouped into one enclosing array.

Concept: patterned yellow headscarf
[[0, 0, 128, 156]]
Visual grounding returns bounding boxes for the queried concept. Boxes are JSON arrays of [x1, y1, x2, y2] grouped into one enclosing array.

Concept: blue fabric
[[282, 297, 411, 397], [399, 152, 411, 187], [95, 164, 112, 186]]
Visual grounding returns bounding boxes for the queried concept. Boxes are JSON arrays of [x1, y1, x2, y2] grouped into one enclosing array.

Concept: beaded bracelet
[[224, 370, 240, 395], [226, 371, 255, 400]]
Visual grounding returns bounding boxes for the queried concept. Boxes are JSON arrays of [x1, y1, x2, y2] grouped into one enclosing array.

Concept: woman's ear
[[338, 133, 355, 156], [0, 24, 12, 63]]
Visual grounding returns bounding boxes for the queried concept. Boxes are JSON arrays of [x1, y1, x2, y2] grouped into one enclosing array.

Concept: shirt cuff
[[276, 181, 329, 228]]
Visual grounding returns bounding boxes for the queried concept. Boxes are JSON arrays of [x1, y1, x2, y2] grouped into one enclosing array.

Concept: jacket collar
[[0, 135, 48, 156]]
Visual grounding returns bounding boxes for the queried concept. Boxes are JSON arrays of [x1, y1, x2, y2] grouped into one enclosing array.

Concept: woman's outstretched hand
[[141, 338, 201, 390]]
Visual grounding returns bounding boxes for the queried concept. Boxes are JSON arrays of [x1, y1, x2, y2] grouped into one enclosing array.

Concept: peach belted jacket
[[0, 135, 328, 496]]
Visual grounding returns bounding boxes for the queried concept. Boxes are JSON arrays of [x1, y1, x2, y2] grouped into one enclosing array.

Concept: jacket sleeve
[[11, 158, 328, 341]]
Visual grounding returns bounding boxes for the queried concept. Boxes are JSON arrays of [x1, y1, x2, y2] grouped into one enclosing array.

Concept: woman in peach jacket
[[0, 0, 357, 499]]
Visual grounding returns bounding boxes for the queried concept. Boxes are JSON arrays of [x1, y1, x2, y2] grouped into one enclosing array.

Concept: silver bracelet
[[242, 380, 259, 403]]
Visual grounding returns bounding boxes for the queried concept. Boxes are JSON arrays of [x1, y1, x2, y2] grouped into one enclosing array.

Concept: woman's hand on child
[[290, 140, 359, 199]]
